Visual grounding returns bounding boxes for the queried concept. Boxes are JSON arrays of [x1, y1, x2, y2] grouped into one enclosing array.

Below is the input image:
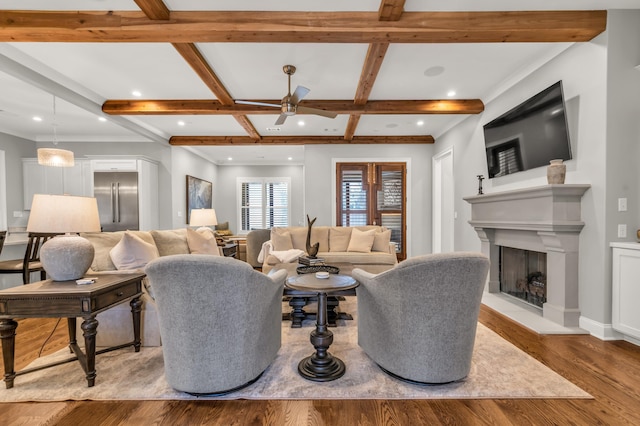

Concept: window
[[237, 177, 290, 232]]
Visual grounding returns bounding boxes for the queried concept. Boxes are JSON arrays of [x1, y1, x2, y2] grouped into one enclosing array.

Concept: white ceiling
[[0, 1, 637, 165]]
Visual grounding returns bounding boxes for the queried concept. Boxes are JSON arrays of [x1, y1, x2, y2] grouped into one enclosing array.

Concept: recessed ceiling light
[[177, 120, 185, 126], [98, 117, 107, 122], [298, 120, 305, 127], [447, 90, 456, 97], [227, 157, 233, 161], [32, 116, 42, 122], [288, 157, 293, 161], [132, 90, 142, 97], [424, 66, 445, 77], [417, 120, 424, 126]]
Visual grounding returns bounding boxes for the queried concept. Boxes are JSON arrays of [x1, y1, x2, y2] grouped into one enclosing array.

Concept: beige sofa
[[80, 228, 220, 347], [261, 225, 398, 273]]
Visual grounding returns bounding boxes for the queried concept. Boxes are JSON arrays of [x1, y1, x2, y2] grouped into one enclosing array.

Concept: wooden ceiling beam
[[170, 135, 434, 146], [233, 116, 261, 140], [378, 0, 406, 21], [133, 0, 170, 20], [0, 11, 607, 43], [102, 99, 485, 115]]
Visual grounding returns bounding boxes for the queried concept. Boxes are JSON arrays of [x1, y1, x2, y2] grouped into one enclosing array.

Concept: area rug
[[0, 298, 591, 402]]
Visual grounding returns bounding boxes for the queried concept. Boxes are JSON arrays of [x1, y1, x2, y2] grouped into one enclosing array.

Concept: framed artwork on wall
[[186, 175, 212, 224]]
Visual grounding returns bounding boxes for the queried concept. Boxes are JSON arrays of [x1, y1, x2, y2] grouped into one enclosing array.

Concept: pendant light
[[37, 95, 74, 167]]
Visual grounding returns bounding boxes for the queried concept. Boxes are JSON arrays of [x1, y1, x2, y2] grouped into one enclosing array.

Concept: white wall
[[436, 11, 640, 336], [304, 144, 433, 258], [215, 164, 305, 234]]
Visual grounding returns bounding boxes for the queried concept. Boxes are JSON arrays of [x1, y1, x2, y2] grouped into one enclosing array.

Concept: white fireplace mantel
[[464, 184, 590, 327]]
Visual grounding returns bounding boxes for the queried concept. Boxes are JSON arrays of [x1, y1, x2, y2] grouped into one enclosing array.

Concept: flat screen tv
[[483, 81, 572, 178]]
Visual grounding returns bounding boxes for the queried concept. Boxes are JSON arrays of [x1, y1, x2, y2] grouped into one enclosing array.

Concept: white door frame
[[432, 148, 454, 253], [0, 150, 6, 231]]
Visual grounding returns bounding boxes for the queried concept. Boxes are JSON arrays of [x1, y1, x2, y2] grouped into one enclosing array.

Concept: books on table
[[298, 255, 325, 266]]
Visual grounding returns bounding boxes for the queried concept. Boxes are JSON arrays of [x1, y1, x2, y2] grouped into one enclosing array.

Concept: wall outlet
[[12, 211, 23, 218], [618, 198, 627, 212], [618, 224, 627, 238], [177, 211, 183, 218]]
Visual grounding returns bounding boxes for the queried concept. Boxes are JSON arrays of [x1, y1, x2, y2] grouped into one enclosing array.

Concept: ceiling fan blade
[[290, 86, 310, 104], [274, 114, 288, 125], [296, 106, 338, 119], [235, 100, 281, 108]]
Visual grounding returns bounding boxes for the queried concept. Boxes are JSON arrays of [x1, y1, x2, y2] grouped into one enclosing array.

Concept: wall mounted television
[[483, 81, 572, 178]]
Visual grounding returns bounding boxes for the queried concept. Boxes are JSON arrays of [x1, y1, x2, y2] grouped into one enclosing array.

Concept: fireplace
[[464, 184, 590, 327], [500, 247, 547, 308]]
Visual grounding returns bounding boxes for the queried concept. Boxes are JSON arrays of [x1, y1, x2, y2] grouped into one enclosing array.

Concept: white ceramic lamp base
[[40, 235, 95, 281]]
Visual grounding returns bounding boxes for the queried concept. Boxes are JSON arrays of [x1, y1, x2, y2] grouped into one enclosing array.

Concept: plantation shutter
[[240, 178, 290, 231], [338, 165, 368, 227]]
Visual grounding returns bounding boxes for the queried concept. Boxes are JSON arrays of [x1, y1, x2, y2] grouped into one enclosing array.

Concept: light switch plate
[[618, 198, 627, 212], [618, 224, 627, 238]]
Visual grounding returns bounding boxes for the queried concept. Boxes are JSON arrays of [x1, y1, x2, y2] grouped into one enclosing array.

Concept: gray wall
[[304, 144, 433, 258], [436, 10, 640, 337], [0, 132, 36, 230]]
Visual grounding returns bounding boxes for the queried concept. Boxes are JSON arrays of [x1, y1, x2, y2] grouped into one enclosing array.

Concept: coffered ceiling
[[0, 1, 636, 164]]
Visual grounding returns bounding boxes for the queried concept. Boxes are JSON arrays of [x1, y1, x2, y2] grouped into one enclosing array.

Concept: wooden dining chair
[[0, 230, 6, 256], [0, 232, 60, 284]]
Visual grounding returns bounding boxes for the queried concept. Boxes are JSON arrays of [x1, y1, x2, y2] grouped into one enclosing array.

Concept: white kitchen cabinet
[[22, 158, 91, 210], [611, 243, 640, 342]]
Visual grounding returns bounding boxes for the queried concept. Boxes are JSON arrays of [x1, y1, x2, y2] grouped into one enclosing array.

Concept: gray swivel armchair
[[352, 252, 490, 385], [145, 254, 287, 395]]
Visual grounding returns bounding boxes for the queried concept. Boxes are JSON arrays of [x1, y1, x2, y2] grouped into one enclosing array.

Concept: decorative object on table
[[27, 194, 101, 281], [477, 174, 484, 195], [296, 265, 340, 275], [305, 214, 320, 258], [298, 255, 325, 266], [185, 175, 212, 224], [37, 95, 74, 168], [547, 159, 566, 184]]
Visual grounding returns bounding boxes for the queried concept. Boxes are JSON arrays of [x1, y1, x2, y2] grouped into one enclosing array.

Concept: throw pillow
[[187, 227, 221, 255], [329, 227, 352, 252], [347, 228, 376, 253], [372, 229, 393, 252], [271, 230, 294, 251], [110, 232, 160, 270]]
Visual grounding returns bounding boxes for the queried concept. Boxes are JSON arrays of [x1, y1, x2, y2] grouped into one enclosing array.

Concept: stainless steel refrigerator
[[93, 172, 139, 232]]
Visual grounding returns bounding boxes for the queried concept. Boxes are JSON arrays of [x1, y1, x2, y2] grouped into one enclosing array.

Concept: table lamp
[[189, 208, 218, 228], [27, 194, 101, 281]]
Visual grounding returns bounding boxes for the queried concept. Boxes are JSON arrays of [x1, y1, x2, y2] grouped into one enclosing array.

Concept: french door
[[336, 162, 406, 261]]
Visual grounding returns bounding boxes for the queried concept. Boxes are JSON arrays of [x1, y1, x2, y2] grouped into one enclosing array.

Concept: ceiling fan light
[[37, 148, 75, 167]]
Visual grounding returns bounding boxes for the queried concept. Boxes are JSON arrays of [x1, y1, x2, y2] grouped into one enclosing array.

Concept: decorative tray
[[296, 265, 340, 275]]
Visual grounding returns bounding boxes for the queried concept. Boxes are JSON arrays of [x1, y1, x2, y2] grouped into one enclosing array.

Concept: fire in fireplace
[[499, 247, 547, 308]]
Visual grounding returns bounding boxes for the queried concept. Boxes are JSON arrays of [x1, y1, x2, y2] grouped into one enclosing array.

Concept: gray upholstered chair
[[246, 228, 271, 269], [352, 252, 490, 385], [145, 254, 287, 395]]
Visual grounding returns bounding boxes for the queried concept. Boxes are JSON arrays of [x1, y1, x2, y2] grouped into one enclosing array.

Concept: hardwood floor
[[2, 306, 640, 425]]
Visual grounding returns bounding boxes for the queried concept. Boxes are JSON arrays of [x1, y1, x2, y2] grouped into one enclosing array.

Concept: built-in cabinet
[[22, 158, 92, 210], [611, 242, 640, 344]]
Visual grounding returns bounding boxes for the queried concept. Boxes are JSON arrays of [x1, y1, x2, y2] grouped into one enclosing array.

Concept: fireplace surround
[[464, 184, 590, 327]]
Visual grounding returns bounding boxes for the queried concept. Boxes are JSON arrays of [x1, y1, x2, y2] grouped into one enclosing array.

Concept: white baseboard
[[579, 316, 625, 341]]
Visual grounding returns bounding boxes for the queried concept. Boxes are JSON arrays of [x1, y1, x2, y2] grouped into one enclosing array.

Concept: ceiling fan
[[235, 65, 338, 125]]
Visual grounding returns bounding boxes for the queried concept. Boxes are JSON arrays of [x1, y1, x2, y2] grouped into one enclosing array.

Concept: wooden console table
[[0, 273, 144, 389]]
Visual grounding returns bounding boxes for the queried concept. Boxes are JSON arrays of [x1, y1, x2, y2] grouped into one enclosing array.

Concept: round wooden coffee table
[[285, 273, 358, 381]]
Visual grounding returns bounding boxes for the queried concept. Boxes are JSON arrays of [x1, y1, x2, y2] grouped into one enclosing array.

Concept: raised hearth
[[464, 184, 590, 327]]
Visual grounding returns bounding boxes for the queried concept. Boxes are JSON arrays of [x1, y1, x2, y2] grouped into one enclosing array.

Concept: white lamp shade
[[189, 208, 218, 227], [37, 148, 75, 167], [27, 194, 101, 233]]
